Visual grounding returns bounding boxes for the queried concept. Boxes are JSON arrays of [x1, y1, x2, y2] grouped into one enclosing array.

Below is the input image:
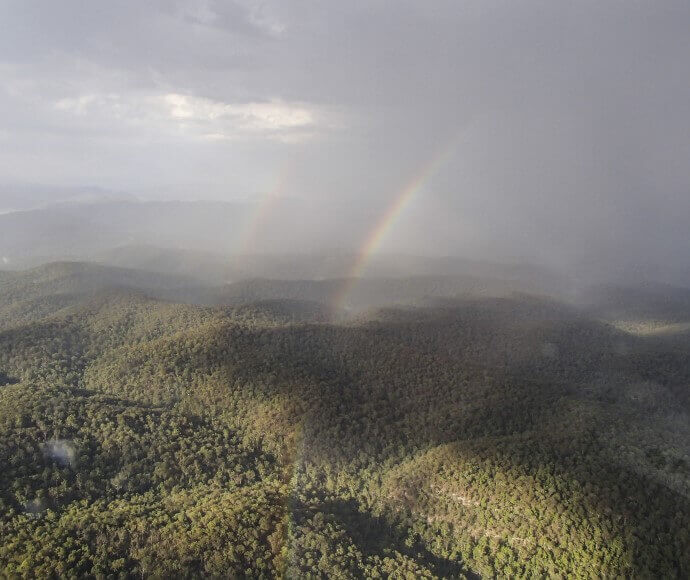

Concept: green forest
[[0, 263, 688, 578]]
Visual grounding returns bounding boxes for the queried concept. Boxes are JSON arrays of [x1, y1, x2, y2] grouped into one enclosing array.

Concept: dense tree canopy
[[0, 263, 688, 577]]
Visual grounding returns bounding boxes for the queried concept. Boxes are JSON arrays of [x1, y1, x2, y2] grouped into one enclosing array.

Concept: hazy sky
[[1, 1, 689, 276]]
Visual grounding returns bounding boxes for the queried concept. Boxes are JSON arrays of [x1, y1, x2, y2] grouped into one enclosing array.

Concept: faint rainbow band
[[233, 162, 296, 257], [332, 135, 460, 311]]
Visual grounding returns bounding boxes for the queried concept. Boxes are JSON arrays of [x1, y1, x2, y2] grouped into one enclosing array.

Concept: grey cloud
[[0, 0, 688, 283]]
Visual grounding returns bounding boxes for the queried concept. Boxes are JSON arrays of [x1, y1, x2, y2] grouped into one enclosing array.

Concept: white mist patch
[[43, 439, 77, 467], [24, 497, 47, 515], [1, 256, 9, 264]]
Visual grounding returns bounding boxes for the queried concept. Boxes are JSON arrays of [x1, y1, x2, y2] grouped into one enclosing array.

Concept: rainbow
[[233, 162, 295, 258], [333, 138, 459, 311]]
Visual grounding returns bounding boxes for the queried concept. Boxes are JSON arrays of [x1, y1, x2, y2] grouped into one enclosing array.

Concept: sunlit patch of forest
[[0, 263, 688, 577]]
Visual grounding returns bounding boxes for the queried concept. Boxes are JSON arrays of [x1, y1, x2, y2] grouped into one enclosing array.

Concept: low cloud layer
[[53, 91, 329, 142], [0, 1, 688, 282]]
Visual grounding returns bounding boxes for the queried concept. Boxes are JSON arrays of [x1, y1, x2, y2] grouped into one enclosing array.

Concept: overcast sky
[[1, 0, 689, 278]]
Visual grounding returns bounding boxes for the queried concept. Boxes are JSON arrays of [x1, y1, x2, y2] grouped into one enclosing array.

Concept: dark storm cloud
[[0, 0, 688, 282]]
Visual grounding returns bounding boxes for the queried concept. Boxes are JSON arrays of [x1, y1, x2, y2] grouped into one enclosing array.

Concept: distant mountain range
[[0, 185, 134, 213], [0, 200, 249, 262], [0, 198, 571, 290], [1, 198, 688, 292]]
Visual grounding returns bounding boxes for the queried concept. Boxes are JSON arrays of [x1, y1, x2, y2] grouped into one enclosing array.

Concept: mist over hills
[[0, 197, 576, 304], [0, 185, 134, 214], [0, 198, 383, 268], [1, 251, 689, 327], [1, 198, 688, 291], [0, 260, 567, 329], [0, 200, 248, 262]]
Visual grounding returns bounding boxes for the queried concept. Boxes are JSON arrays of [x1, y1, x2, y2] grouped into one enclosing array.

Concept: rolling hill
[[0, 262, 688, 577]]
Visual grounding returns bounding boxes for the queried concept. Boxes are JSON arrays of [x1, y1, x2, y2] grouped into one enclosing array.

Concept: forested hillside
[[0, 263, 688, 577]]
